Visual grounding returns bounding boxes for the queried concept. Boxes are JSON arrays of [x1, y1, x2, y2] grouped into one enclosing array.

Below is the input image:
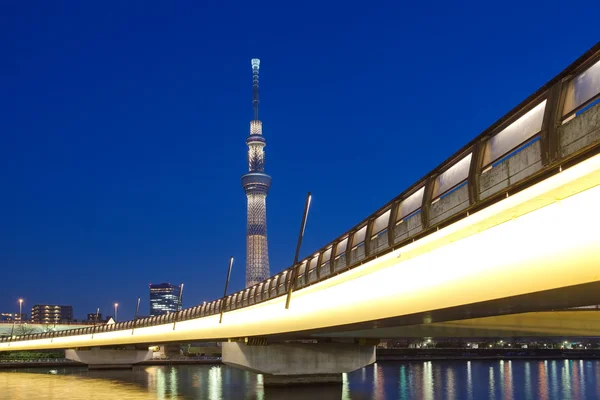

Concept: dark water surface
[[1, 359, 599, 399]]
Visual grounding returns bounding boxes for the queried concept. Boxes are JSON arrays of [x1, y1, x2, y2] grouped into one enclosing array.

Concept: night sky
[[1, 1, 598, 320]]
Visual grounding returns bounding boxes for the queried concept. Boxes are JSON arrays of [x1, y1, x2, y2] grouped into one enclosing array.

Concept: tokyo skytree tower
[[241, 58, 271, 288]]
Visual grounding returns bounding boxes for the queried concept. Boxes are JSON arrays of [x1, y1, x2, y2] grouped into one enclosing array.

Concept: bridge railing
[[3, 42, 600, 345]]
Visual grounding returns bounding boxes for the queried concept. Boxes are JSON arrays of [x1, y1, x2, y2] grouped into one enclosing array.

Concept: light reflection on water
[[0, 359, 599, 399], [466, 360, 473, 400], [0, 372, 159, 400]]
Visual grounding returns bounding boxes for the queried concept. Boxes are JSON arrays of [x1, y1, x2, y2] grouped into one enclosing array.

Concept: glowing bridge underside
[[3, 152, 600, 351]]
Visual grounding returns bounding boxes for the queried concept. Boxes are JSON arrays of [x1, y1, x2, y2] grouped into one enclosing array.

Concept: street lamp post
[[173, 284, 184, 330], [114, 303, 119, 322], [18, 299, 23, 324], [285, 192, 312, 309], [132, 297, 141, 335], [219, 257, 234, 324]]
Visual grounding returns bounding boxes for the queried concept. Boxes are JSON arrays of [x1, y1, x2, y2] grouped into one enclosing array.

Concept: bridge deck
[[2, 150, 600, 350]]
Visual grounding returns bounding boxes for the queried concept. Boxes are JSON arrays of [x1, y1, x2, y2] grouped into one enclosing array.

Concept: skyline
[[2, 1, 600, 320]]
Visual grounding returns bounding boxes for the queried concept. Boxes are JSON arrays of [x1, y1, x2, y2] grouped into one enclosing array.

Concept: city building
[[87, 312, 103, 323], [242, 58, 271, 287], [0, 313, 27, 322], [149, 283, 182, 316], [31, 305, 73, 323]]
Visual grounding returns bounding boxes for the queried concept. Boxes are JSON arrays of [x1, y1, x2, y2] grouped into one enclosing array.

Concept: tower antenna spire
[[251, 58, 260, 120], [242, 58, 271, 288]]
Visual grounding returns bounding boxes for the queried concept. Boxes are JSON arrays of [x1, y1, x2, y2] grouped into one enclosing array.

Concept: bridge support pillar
[[222, 342, 375, 386], [65, 348, 152, 370]]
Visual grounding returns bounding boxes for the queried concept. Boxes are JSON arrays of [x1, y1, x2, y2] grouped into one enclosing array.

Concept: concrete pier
[[65, 348, 152, 370], [222, 342, 375, 386]]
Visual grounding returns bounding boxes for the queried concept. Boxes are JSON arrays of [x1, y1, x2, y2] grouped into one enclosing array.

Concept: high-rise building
[[31, 305, 73, 323], [242, 58, 271, 288], [87, 312, 103, 323], [149, 283, 182, 316]]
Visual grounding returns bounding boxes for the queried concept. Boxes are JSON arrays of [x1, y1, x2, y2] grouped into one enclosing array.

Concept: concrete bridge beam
[[64, 348, 152, 370], [222, 342, 375, 385]]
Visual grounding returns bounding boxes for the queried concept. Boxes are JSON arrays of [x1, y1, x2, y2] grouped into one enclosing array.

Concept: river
[[0, 359, 599, 399]]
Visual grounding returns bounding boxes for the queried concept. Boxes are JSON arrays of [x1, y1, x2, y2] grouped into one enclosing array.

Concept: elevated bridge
[[2, 42, 600, 384]]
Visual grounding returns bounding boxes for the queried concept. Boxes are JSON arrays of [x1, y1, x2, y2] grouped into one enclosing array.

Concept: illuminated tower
[[242, 58, 271, 287]]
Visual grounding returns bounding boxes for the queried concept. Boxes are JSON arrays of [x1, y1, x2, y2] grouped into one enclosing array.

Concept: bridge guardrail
[[2, 42, 600, 345]]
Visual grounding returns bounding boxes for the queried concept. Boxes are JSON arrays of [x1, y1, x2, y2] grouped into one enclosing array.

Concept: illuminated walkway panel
[[2, 149, 600, 351]]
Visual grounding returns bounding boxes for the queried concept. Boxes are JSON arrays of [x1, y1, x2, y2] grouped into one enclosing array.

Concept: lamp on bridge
[[18, 299, 23, 324], [285, 192, 312, 309], [114, 303, 119, 322]]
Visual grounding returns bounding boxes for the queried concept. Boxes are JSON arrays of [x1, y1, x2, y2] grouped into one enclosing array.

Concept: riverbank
[[377, 348, 600, 361], [3, 348, 600, 370], [0, 357, 222, 370]]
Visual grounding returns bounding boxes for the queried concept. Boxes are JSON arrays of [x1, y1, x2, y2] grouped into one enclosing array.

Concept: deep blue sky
[[1, 1, 598, 320]]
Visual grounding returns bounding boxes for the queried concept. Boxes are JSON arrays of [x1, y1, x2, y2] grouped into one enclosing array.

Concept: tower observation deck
[[242, 58, 271, 287]]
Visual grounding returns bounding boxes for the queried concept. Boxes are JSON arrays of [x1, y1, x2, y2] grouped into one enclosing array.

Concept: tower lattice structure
[[242, 58, 271, 288]]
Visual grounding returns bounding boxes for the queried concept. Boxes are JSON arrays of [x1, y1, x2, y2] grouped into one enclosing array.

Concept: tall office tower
[[242, 58, 271, 287], [149, 283, 182, 316]]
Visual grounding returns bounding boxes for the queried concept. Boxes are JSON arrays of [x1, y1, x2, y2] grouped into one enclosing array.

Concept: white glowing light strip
[[398, 187, 424, 220], [3, 153, 600, 350], [433, 152, 472, 198], [485, 100, 546, 166]]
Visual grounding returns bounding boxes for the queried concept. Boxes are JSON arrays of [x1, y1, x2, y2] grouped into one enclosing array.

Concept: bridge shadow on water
[[263, 385, 346, 400]]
